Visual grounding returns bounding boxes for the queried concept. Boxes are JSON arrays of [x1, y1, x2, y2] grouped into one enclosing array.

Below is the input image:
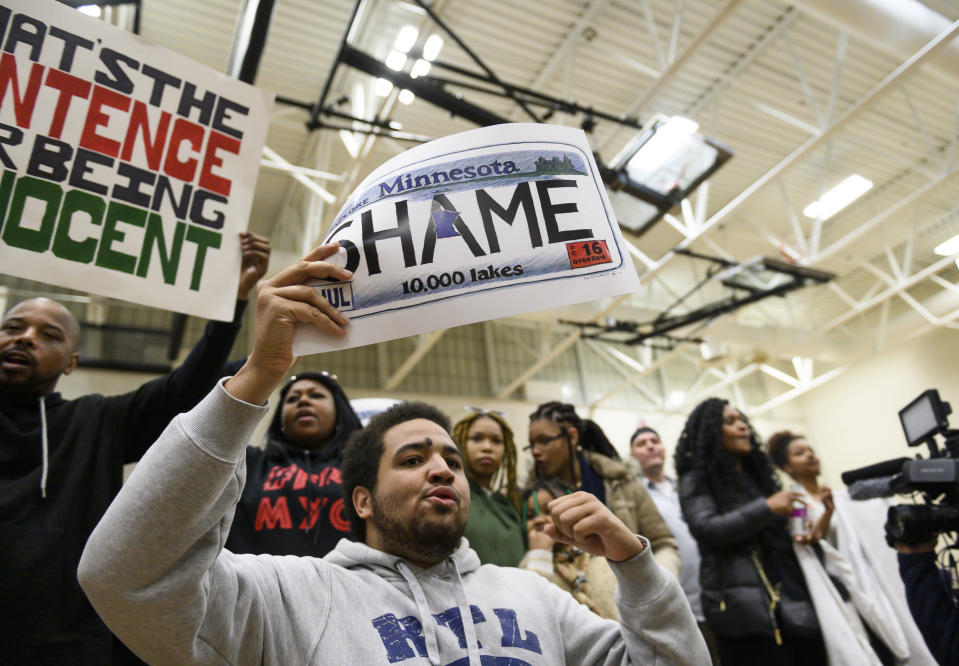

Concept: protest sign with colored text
[[294, 123, 641, 354], [0, 0, 273, 320]]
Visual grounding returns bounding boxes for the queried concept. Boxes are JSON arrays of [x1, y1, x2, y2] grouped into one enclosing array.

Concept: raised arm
[[542, 492, 709, 664], [112, 232, 272, 463], [78, 245, 351, 663]]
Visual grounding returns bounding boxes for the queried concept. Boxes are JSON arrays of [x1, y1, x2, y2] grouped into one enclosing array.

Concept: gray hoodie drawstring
[[396, 561, 442, 666], [39, 395, 48, 498], [450, 559, 482, 666]]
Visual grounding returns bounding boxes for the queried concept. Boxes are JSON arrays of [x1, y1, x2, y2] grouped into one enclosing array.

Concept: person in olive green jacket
[[526, 401, 681, 579], [452, 410, 525, 566]]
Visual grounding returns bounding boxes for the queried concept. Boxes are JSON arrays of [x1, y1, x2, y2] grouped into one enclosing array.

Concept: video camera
[[841, 389, 959, 545]]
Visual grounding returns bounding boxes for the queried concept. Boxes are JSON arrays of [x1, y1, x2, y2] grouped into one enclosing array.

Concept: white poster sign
[[295, 123, 640, 354], [0, 0, 273, 321]]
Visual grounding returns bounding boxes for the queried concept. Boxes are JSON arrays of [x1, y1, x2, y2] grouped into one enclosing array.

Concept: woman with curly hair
[[452, 409, 525, 566], [675, 397, 826, 665], [526, 401, 681, 578]]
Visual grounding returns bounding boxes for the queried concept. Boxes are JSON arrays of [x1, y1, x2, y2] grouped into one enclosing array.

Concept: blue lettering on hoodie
[[493, 608, 542, 654], [372, 613, 428, 662], [372, 606, 542, 663], [433, 605, 486, 649]]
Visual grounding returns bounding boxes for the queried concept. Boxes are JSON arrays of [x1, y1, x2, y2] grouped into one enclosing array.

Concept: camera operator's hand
[[766, 489, 803, 517]]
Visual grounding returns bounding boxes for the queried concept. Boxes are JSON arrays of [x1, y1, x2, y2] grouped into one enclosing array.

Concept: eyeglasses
[[524, 431, 566, 451]]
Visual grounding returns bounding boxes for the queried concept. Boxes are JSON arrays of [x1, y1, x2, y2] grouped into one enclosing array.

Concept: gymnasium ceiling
[[20, 0, 959, 416]]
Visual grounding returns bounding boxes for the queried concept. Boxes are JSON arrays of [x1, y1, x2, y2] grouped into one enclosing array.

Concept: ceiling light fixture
[[625, 116, 698, 176], [385, 50, 406, 71], [374, 78, 393, 96], [933, 234, 959, 256], [77, 4, 102, 17], [398, 89, 415, 105], [409, 59, 430, 79], [423, 34, 443, 61], [933, 233, 959, 269], [394, 25, 419, 53], [803, 174, 873, 220]]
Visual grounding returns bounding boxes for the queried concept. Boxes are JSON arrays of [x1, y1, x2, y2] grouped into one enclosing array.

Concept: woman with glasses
[[520, 477, 620, 619], [452, 409, 526, 566], [526, 401, 681, 578], [675, 398, 826, 665], [225, 372, 362, 557]]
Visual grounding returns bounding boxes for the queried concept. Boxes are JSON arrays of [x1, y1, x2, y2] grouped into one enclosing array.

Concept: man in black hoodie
[[0, 231, 269, 663]]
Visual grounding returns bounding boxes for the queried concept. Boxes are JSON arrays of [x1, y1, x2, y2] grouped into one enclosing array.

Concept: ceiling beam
[[751, 366, 846, 415], [695, 18, 959, 242], [526, 0, 612, 93], [384, 329, 447, 391], [494, 292, 633, 399], [261, 146, 336, 204], [227, 0, 277, 84], [602, 0, 747, 157], [815, 167, 959, 262], [589, 344, 686, 407], [789, 250, 959, 351]]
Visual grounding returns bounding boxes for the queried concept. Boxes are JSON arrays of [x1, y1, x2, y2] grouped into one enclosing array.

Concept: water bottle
[[789, 500, 808, 537]]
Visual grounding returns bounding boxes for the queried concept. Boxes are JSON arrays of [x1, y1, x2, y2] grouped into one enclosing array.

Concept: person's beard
[[369, 490, 466, 564]]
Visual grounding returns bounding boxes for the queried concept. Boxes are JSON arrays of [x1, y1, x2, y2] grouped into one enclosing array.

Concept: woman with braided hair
[[452, 409, 525, 566], [675, 397, 826, 665], [526, 401, 681, 578]]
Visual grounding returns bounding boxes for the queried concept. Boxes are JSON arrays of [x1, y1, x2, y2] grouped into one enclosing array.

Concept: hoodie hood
[[265, 372, 361, 463], [324, 538, 483, 665], [325, 537, 481, 575]]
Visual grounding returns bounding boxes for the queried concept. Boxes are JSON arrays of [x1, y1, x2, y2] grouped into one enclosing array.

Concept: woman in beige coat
[[520, 477, 621, 619], [526, 401, 681, 578]]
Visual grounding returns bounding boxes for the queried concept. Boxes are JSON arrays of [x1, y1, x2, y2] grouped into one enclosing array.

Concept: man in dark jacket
[[0, 232, 269, 663]]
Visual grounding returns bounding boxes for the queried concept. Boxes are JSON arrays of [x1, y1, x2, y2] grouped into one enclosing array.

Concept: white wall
[[59, 367, 158, 401], [799, 326, 959, 488]]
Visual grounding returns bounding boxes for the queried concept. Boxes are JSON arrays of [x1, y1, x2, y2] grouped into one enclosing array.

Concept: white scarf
[[794, 485, 936, 665]]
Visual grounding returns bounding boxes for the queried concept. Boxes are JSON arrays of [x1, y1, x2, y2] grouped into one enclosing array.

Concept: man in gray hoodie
[[79, 243, 709, 665]]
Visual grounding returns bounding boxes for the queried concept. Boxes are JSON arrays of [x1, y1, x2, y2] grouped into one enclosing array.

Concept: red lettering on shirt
[[292, 468, 309, 491], [254, 497, 292, 530], [329, 498, 349, 532], [263, 464, 297, 491], [297, 497, 326, 529]]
